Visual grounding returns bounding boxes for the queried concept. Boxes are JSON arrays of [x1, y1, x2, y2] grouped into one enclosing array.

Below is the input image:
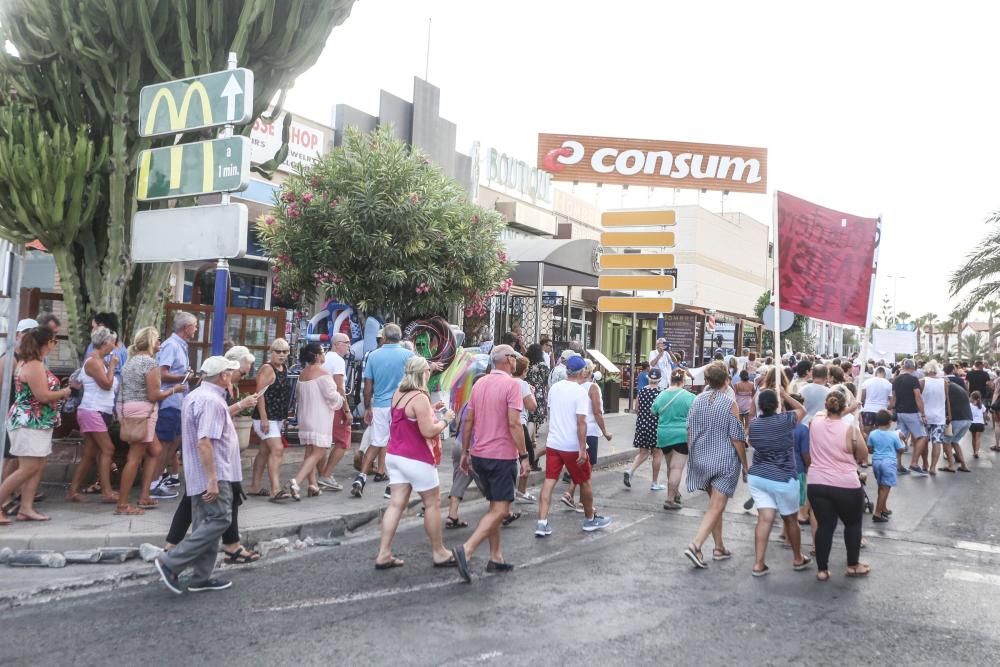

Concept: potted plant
[[232, 391, 255, 451]]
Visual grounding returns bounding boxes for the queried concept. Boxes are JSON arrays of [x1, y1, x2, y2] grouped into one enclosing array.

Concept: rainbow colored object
[[440, 347, 489, 415]]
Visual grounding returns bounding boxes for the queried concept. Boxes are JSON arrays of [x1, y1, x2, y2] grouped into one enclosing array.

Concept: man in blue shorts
[[150, 312, 197, 499], [890, 359, 927, 477]]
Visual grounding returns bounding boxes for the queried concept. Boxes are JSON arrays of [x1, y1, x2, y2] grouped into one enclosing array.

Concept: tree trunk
[[50, 247, 88, 364], [130, 263, 173, 338]]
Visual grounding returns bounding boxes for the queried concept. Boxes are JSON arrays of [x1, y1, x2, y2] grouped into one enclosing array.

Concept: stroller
[[858, 470, 875, 514]]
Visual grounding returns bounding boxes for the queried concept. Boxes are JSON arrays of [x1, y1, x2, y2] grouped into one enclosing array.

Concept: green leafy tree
[[257, 126, 513, 320], [958, 333, 986, 362], [0, 0, 357, 356], [981, 300, 1000, 357], [950, 210, 1000, 315]]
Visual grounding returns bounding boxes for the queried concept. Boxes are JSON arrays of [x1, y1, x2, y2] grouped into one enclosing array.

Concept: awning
[[504, 238, 599, 287]]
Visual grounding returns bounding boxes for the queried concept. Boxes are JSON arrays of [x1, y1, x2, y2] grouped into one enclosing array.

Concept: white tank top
[[581, 381, 602, 437], [922, 377, 946, 424], [79, 359, 116, 414]]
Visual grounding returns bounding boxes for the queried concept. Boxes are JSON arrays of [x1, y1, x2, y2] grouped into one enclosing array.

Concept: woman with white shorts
[[746, 386, 812, 577], [374, 355, 456, 570], [287, 343, 343, 499], [248, 339, 292, 501]]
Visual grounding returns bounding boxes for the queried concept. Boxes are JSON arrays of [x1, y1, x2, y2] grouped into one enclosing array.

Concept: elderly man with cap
[[154, 356, 243, 594], [535, 355, 612, 538], [649, 337, 675, 387], [548, 349, 579, 387], [452, 344, 530, 583]]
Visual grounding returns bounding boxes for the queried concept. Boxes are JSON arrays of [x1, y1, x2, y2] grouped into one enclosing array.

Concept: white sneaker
[[650, 483, 666, 491], [318, 476, 343, 491], [515, 491, 537, 503]]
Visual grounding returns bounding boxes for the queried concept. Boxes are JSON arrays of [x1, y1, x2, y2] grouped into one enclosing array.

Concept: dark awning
[[504, 238, 600, 287]]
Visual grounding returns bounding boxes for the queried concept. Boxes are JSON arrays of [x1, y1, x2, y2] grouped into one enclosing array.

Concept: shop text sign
[[538, 133, 767, 194], [486, 148, 552, 202], [251, 113, 326, 173]]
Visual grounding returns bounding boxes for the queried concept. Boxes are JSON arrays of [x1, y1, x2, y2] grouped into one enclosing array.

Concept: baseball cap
[[559, 349, 579, 362], [200, 356, 240, 376], [490, 344, 521, 362], [648, 368, 662, 380], [565, 356, 587, 373], [15, 319, 38, 333]]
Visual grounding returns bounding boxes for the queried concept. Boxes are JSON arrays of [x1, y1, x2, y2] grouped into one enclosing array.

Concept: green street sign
[[138, 68, 254, 137], [136, 136, 251, 201]]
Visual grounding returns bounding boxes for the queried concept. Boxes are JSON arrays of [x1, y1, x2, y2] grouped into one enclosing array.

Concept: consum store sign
[[537, 133, 767, 194]]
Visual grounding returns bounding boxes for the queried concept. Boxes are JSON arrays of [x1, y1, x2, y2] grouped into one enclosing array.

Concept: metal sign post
[[212, 52, 239, 355]]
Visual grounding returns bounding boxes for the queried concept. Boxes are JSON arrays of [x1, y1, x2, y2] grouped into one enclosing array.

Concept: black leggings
[[807, 483, 864, 571], [521, 425, 537, 468], [166, 482, 243, 546]]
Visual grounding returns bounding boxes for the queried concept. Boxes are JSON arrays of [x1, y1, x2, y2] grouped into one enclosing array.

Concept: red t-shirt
[[468, 370, 523, 460]]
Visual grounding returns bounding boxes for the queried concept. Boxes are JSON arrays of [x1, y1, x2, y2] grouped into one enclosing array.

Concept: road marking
[[944, 569, 1000, 586], [254, 513, 654, 613], [954, 541, 1000, 554]]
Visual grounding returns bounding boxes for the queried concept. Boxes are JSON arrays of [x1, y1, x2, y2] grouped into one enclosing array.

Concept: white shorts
[[370, 407, 391, 448], [385, 453, 440, 492], [253, 419, 282, 440], [9, 428, 53, 457]]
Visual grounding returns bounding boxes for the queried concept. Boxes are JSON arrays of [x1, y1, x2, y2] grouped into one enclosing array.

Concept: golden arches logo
[[137, 83, 216, 200]]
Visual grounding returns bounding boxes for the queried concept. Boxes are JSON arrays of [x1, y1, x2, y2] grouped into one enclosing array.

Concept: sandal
[[433, 554, 458, 568], [958, 466, 972, 472], [374, 555, 405, 570], [445, 516, 468, 529], [17, 512, 50, 522], [250, 488, 271, 497], [224, 546, 261, 564], [268, 490, 289, 503], [684, 544, 707, 569], [287, 479, 301, 501], [845, 563, 871, 577], [307, 485, 322, 497], [751, 565, 770, 577], [816, 570, 830, 582], [712, 547, 732, 561], [502, 512, 521, 526], [82, 482, 102, 495], [114, 505, 145, 516], [793, 556, 813, 571], [137, 500, 159, 509]]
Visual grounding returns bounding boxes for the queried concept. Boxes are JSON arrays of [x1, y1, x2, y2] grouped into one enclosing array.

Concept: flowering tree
[[257, 126, 513, 320]]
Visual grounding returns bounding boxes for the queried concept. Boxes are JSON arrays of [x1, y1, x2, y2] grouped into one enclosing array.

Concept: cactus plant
[[0, 0, 357, 357]]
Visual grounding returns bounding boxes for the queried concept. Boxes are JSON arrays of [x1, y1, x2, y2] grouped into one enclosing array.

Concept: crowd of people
[[1, 312, 996, 592]]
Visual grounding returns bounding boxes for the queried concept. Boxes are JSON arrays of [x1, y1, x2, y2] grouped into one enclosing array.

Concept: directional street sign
[[136, 136, 251, 201], [600, 231, 675, 247], [600, 253, 675, 270], [602, 210, 676, 227], [598, 275, 675, 291], [131, 204, 248, 262], [597, 297, 674, 314], [139, 68, 255, 137]]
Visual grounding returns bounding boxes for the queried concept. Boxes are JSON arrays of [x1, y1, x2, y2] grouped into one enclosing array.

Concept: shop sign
[[538, 133, 767, 194], [663, 314, 698, 364], [541, 291, 559, 308], [486, 148, 552, 202], [251, 113, 326, 173]]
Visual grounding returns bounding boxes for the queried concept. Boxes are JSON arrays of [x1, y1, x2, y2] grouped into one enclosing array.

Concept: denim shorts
[[747, 474, 800, 516], [872, 458, 897, 487], [896, 412, 926, 439], [155, 407, 182, 442], [948, 420, 971, 445]]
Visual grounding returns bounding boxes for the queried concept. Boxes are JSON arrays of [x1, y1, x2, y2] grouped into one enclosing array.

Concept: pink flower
[[281, 191, 296, 204], [287, 204, 300, 219], [498, 251, 508, 264], [302, 192, 314, 204], [330, 199, 339, 209], [408, 192, 420, 205], [265, 216, 276, 226]]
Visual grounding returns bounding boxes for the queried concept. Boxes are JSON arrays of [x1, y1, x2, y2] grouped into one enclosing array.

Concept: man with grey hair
[[318, 332, 353, 491], [150, 311, 197, 498], [889, 358, 927, 476], [155, 356, 242, 594], [453, 344, 530, 583], [352, 323, 413, 497]]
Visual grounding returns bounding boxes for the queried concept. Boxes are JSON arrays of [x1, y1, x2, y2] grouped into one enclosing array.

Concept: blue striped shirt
[[748, 411, 798, 482]]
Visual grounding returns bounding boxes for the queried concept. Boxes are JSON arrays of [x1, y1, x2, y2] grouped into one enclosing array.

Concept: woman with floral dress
[[0, 327, 71, 523], [525, 344, 549, 469]]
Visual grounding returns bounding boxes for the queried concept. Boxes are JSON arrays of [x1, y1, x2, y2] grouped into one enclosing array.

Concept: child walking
[[970, 391, 987, 459], [868, 409, 905, 522]]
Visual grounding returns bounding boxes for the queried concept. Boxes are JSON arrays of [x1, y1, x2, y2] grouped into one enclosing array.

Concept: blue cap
[[565, 356, 587, 373]]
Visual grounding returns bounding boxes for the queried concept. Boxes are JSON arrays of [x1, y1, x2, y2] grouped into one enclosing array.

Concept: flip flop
[[958, 466, 972, 472], [137, 500, 159, 509], [17, 513, 50, 522], [250, 488, 271, 497], [433, 555, 458, 568], [845, 563, 871, 577], [114, 506, 145, 516], [751, 565, 770, 577], [712, 548, 732, 561], [374, 556, 405, 570], [445, 516, 468, 529], [81, 482, 102, 494], [268, 490, 289, 503], [684, 544, 707, 569], [793, 556, 813, 571]]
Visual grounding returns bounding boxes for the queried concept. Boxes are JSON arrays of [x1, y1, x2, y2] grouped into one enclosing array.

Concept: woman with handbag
[[287, 343, 343, 500], [652, 369, 696, 510], [0, 327, 71, 524], [66, 326, 120, 504], [115, 327, 185, 515], [374, 355, 456, 569]]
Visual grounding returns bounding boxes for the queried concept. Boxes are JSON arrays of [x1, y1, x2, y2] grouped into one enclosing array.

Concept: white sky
[[285, 0, 1000, 323]]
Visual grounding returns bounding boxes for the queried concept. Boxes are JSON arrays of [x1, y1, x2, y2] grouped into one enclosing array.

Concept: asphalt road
[[4, 458, 1000, 666]]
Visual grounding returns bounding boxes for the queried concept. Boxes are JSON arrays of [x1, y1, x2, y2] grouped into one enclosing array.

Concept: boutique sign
[[537, 133, 767, 194], [485, 147, 552, 202]]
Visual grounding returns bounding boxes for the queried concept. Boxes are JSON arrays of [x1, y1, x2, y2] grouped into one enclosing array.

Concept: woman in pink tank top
[[807, 391, 870, 581], [375, 356, 456, 570]]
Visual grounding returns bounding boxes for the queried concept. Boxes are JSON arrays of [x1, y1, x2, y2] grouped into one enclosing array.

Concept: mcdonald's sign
[[136, 136, 251, 201], [138, 69, 254, 137]]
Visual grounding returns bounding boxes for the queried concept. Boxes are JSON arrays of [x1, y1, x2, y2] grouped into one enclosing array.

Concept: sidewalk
[[0, 412, 639, 552]]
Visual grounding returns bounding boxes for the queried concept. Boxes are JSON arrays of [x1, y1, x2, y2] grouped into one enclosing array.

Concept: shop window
[[184, 268, 267, 309]]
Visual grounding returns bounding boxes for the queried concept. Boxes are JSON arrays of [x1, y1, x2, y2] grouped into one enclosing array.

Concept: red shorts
[[332, 410, 352, 450], [545, 448, 592, 484]]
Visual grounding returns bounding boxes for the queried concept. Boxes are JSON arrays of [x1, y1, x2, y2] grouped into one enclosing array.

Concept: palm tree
[[941, 317, 956, 360], [960, 333, 987, 362], [896, 311, 912, 326], [982, 300, 1000, 356], [950, 307, 969, 360], [950, 210, 1000, 312], [923, 312, 938, 356], [913, 314, 928, 355]]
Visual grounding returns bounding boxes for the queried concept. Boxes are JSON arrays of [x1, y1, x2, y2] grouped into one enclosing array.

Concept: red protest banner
[[777, 192, 879, 327]]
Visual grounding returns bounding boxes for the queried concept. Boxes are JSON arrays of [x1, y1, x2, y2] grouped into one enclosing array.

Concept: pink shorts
[[333, 410, 352, 450], [121, 401, 158, 443], [77, 409, 112, 433]]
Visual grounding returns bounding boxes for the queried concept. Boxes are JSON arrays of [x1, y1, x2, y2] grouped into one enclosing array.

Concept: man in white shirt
[[548, 349, 578, 387], [317, 333, 353, 491], [535, 356, 611, 537], [648, 338, 674, 387], [801, 364, 831, 427], [859, 366, 892, 437], [540, 337, 553, 368]]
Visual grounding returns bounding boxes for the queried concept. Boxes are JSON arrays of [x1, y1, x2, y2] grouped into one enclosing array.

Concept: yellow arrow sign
[[600, 253, 675, 270], [600, 231, 675, 247], [598, 275, 675, 291], [602, 210, 676, 227], [598, 297, 674, 313]]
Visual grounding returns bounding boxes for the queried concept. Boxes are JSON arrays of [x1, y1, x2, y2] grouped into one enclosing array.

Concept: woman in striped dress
[[683, 362, 749, 569]]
